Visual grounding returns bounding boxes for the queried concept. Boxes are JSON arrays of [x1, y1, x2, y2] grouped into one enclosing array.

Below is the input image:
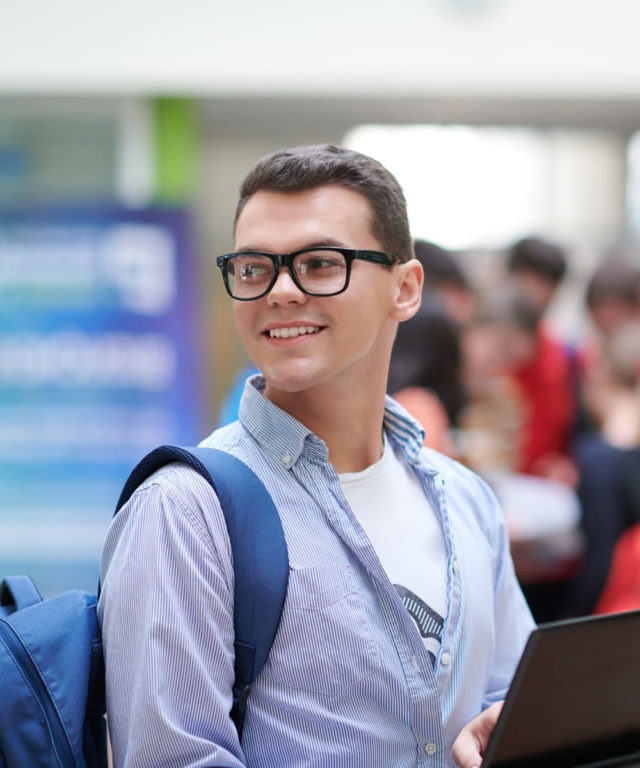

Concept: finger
[[451, 729, 483, 768]]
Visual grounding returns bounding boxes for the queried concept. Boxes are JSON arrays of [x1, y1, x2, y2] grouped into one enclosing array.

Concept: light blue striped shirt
[[99, 375, 535, 768]]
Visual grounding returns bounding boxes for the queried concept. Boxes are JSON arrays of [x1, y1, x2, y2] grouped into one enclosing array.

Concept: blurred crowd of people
[[389, 236, 640, 622]]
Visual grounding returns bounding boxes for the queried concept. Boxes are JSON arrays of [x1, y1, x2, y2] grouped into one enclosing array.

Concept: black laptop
[[482, 610, 640, 768]]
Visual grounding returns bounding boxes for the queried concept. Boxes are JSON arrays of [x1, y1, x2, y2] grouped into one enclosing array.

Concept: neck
[[266, 382, 388, 474]]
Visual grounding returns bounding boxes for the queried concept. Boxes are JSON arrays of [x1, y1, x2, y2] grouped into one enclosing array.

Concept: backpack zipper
[[0, 619, 77, 767]]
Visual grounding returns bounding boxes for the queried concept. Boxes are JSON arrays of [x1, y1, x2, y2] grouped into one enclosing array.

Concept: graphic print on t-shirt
[[395, 584, 444, 666]]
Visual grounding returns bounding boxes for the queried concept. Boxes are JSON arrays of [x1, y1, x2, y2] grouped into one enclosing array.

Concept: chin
[[265, 378, 315, 397], [263, 368, 326, 398]]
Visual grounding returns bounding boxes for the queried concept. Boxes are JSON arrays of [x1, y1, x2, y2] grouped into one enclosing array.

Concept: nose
[[266, 266, 307, 306]]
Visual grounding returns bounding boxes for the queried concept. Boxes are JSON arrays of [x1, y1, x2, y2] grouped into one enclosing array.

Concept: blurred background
[[1, 0, 640, 610]]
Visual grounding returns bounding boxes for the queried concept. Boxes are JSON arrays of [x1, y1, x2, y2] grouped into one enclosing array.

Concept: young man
[[99, 144, 535, 768]]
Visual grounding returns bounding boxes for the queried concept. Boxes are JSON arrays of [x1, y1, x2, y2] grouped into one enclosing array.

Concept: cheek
[[342, 299, 395, 357], [232, 304, 256, 342]]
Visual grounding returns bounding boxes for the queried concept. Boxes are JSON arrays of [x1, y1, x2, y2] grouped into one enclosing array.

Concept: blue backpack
[[0, 446, 289, 768]]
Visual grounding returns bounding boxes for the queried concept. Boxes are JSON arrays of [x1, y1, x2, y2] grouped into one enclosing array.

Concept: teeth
[[269, 326, 319, 339]]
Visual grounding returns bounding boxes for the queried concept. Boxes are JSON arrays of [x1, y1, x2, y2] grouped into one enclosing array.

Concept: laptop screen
[[482, 610, 640, 768]]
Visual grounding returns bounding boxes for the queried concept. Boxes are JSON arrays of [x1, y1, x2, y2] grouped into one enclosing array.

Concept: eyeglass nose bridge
[[268, 252, 305, 295]]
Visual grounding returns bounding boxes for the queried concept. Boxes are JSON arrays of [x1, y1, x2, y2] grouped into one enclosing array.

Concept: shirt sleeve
[[98, 464, 247, 768], [480, 476, 536, 708]]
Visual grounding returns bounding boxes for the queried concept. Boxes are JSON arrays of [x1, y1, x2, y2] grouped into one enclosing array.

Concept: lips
[[268, 325, 322, 339]]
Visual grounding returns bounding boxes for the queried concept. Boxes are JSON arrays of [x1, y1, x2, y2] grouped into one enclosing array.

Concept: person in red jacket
[[506, 236, 578, 485]]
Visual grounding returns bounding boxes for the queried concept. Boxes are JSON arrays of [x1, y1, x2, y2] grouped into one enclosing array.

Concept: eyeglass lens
[[226, 249, 349, 299]]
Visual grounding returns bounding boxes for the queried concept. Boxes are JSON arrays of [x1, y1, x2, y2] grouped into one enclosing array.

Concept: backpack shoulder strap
[[116, 445, 289, 736]]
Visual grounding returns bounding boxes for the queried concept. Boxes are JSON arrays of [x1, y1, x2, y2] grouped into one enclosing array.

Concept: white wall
[[1, 0, 640, 97]]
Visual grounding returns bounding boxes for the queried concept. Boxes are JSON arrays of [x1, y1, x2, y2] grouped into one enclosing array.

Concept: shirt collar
[[382, 395, 426, 462], [238, 375, 327, 466], [238, 374, 425, 467]]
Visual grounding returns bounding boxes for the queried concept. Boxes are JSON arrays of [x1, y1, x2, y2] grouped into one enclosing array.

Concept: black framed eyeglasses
[[216, 246, 397, 301]]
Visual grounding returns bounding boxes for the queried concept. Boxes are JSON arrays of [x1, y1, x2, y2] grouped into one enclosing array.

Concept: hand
[[451, 701, 503, 768]]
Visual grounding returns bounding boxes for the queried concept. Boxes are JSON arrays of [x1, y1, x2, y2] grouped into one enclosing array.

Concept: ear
[[390, 258, 424, 322]]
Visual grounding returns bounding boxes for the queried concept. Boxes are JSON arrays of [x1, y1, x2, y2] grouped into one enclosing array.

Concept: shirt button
[[282, 452, 292, 465], [440, 651, 451, 666], [452, 559, 460, 575], [424, 741, 437, 756]]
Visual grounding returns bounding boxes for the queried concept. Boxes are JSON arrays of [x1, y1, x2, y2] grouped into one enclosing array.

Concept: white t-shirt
[[339, 439, 447, 664]]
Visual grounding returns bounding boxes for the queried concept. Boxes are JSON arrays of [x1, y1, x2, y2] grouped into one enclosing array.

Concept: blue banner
[[0, 206, 204, 594]]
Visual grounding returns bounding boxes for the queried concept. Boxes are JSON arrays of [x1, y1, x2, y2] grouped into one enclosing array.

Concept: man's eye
[[299, 256, 344, 274], [237, 263, 271, 282]]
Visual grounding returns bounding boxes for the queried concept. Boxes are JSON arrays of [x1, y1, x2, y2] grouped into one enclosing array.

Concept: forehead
[[234, 185, 378, 251]]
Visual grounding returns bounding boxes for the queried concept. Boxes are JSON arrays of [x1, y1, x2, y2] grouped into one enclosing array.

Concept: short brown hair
[[585, 258, 640, 310], [235, 144, 414, 262], [507, 237, 567, 285]]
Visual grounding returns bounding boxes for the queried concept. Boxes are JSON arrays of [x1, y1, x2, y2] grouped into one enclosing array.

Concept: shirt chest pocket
[[263, 564, 381, 698]]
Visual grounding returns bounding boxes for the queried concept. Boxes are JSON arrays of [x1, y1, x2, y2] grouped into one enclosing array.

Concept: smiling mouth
[[268, 325, 322, 339]]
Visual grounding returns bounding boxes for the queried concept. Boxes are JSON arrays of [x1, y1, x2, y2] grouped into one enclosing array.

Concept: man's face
[[590, 298, 638, 339], [231, 185, 411, 407], [510, 270, 557, 316]]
